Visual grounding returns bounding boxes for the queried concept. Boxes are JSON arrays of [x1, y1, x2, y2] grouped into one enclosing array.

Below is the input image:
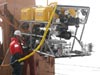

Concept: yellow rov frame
[[18, 3, 90, 62], [18, 2, 57, 62]]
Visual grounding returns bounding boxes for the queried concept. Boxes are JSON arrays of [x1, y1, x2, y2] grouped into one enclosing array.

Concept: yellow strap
[[18, 2, 57, 62]]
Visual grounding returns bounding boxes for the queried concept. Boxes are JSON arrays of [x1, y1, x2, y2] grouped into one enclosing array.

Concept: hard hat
[[14, 30, 22, 37]]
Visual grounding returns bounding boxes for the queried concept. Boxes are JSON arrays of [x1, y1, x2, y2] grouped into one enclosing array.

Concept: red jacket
[[10, 37, 23, 55]]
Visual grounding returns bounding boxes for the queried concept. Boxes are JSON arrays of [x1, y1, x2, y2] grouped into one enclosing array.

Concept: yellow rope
[[18, 2, 57, 62]]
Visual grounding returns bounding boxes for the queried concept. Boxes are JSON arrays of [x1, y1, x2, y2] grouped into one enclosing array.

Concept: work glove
[[22, 45, 30, 53], [20, 62, 24, 65]]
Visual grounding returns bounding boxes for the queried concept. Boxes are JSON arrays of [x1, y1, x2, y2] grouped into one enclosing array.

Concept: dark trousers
[[10, 54, 23, 75], [11, 62, 22, 75]]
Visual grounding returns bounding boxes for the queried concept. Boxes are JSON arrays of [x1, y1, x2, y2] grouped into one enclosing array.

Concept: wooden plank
[[0, 65, 12, 75], [34, 53, 55, 75], [0, 49, 12, 75], [22, 52, 55, 75]]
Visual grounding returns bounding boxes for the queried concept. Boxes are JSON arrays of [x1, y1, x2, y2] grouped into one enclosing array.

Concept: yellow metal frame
[[18, 2, 57, 62]]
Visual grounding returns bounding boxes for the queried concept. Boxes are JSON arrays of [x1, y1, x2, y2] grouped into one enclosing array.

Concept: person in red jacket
[[9, 30, 23, 75]]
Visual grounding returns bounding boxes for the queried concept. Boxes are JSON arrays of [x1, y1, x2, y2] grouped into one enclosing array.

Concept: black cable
[[71, 27, 78, 51]]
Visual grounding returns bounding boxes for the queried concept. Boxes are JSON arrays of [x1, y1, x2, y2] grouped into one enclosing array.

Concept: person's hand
[[20, 62, 24, 65]]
